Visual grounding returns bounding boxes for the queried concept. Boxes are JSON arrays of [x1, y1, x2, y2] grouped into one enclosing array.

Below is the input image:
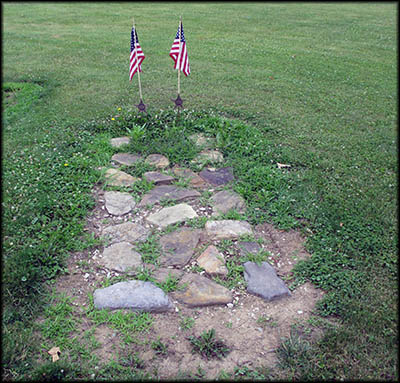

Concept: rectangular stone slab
[[146, 203, 198, 228]]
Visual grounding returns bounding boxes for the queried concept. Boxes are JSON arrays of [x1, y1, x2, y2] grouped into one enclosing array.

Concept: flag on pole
[[130, 27, 145, 81], [169, 21, 190, 76]]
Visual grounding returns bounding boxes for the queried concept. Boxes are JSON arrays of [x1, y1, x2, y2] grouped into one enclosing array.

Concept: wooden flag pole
[[177, 16, 182, 96], [132, 18, 143, 101]]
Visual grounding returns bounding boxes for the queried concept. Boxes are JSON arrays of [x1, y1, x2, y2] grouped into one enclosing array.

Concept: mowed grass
[[2, 2, 397, 381]]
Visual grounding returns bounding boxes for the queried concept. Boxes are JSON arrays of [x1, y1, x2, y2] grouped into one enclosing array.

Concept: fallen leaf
[[48, 346, 60, 362], [277, 163, 291, 169]]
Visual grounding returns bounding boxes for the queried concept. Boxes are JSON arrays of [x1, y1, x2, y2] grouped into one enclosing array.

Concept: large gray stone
[[147, 204, 198, 228], [138, 185, 200, 207], [205, 220, 253, 240], [104, 168, 139, 187], [199, 167, 234, 186], [102, 222, 150, 244], [211, 190, 246, 216], [100, 242, 142, 272], [104, 191, 136, 216], [173, 273, 232, 307], [243, 261, 291, 301], [238, 241, 262, 257], [111, 153, 142, 166], [159, 228, 202, 267], [93, 280, 174, 312]]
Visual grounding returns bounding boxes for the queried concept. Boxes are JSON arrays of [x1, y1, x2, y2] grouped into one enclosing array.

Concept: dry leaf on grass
[[277, 163, 291, 169], [48, 346, 61, 362]]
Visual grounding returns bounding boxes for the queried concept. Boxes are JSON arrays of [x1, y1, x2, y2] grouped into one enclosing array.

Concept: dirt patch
[[50, 181, 325, 380]]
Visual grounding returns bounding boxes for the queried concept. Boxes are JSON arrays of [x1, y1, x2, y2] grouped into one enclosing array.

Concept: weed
[[256, 315, 278, 328], [188, 329, 230, 360], [151, 338, 169, 357], [179, 316, 195, 331], [155, 274, 182, 293]]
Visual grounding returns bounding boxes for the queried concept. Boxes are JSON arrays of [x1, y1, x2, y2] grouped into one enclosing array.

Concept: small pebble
[[297, 310, 303, 314]]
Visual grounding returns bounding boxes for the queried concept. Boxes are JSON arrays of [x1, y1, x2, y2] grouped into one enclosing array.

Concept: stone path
[[92, 135, 291, 311]]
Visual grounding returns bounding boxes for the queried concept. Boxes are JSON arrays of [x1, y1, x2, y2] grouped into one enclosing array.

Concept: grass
[[2, 2, 397, 381], [188, 329, 230, 360]]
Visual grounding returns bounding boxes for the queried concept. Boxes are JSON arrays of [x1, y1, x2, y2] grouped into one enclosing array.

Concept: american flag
[[169, 21, 190, 76], [130, 27, 145, 81]]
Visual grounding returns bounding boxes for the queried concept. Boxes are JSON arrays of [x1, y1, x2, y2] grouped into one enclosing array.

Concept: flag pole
[[177, 15, 182, 96], [132, 18, 143, 102]]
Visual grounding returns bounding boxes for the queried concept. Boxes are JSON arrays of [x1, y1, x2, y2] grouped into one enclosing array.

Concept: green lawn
[[2, 2, 397, 381]]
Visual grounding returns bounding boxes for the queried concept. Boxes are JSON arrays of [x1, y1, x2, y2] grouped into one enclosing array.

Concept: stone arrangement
[[92, 136, 291, 312]]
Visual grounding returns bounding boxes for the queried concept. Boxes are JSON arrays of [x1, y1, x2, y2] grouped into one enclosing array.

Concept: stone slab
[[104, 191, 136, 216], [239, 241, 262, 257], [197, 245, 228, 276], [173, 273, 232, 307], [146, 204, 198, 228], [93, 280, 174, 312], [145, 154, 170, 169], [205, 220, 253, 240], [110, 136, 131, 148], [243, 261, 291, 301], [172, 166, 209, 188], [100, 242, 142, 272], [102, 221, 150, 244], [192, 149, 224, 164], [199, 167, 234, 186], [159, 228, 202, 267], [104, 168, 139, 187], [152, 268, 184, 283], [111, 153, 142, 166], [143, 171, 175, 185], [138, 185, 200, 207], [211, 190, 246, 216]]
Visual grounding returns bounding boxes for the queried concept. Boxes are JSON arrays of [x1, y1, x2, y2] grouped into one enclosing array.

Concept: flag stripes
[[169, 22, 190, 76], [130, 27, 145, 81]]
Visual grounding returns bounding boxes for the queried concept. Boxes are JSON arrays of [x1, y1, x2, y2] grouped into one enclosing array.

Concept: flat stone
[[189, 133, 215, 148], [243, 261, 291, 301], [197, 245, 228, 276], [199, 167, 234, 186], [104, 168, 139, 187], [143, 171, 175, 185], [110, 136, 131, 148], [102, 222, 150, 244], [145, 154, 170, 169], [93, 280, 174, 312], [172, 166, 209, 188], [104, 191, 136, 216], [173, 273, 232, 307], [159, 228, 202, 267], [211, 190, 246, 216], [239, 241, 262, 257], [147, 203, 198, 228], [100, 242, 142, 273], [192, 149, 224, 164], [205, 220, 253, 240], [138, 185, 200, 207], [111, 153, 142, 166], [152, 268, 184, 283]]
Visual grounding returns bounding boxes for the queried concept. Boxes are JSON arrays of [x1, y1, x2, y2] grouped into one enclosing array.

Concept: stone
[[111, 153, 142, 166], [197, 245, 228, 276], [100, 242, 142, 273], [93, 280, 174, 312], [143, 171, 175, 185], [205, 220, 253, 240], [239, 241, 262, 257], [211, 190, 246, 216], [159, 228, 202, 267], [199, 167, 234, 186], [102, 222, 150, 244], [172, 166, 209, 188], [189, 133, 215, 148], [110, 136, 131, 148], [145, 154, 170, 169], [104, 191, 136, 216], [104, 168, 139, 187], [243, 261, 291, 301], [152, 268, 184, 283], [173, 273, 232, 307], [192, 149, 224, 164], [147, 204, 198, 228], [138, 185, 200, 207]]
